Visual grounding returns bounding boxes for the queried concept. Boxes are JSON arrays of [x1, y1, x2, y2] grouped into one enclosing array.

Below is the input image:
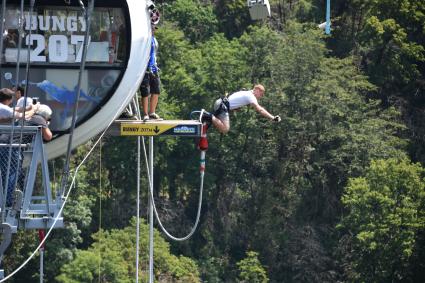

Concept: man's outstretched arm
[[251, 102, 280, 122]]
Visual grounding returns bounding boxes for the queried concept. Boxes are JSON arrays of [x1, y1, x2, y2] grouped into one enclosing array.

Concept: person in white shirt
[[201, 84, 281, 133], [0, 88, 35, 207], [15, 85, 33, 110], [0, 88, 35, 123]]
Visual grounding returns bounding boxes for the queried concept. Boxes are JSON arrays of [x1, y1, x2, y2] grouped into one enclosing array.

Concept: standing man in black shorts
[[140, 13, 161, 121]]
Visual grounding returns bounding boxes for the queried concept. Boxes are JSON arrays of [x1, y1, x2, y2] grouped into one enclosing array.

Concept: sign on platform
[[121, 123, 175, 136], [115, 121, 201, 137]]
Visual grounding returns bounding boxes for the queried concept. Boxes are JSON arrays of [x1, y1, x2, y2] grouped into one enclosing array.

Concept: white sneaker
[[149, 113, 163, 120], [143, 115, 150, 121]]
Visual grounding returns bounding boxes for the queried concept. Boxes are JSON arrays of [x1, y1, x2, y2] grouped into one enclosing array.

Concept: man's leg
[[142, 96, 150, 118], [149, 94, 159, 115], [211, 99, 230, 133], [201, 99, 230, 133], [212, 116, 230, 134], [148, 73, 161, 119], [140, 73, 151, 120]]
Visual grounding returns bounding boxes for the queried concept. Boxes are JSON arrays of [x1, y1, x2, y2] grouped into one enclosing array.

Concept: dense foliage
[[4, 0, 425, 282], [56, 219, 200, 283], [339, 158, 425, 282]]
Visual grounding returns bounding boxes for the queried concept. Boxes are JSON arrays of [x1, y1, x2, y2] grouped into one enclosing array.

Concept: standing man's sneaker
[[149, 113, 163, 120], [143, 115, 150, 121]]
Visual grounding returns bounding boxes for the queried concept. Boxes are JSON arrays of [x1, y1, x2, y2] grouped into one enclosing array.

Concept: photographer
[[25, 104, 53, 142]]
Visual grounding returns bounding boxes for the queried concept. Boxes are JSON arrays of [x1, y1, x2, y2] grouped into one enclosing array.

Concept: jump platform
[[109, 119, 202, 137]]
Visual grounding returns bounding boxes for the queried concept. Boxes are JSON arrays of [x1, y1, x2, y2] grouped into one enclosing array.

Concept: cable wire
[[134, 94, 142, 283], [9, 0, 37, 219], [136, 136, 141, 282], [97, 138, 102, 283], [59, 0, 94, 198], [0, 0, 7, 88], [2, 0, 26, 222]]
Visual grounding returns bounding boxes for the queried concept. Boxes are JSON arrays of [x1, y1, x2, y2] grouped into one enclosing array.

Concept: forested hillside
[[5, 0, 425, 282]]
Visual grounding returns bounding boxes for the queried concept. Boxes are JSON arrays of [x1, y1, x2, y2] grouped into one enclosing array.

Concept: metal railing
[[0, 125, 63, 270], [0, 125, 35, 213]]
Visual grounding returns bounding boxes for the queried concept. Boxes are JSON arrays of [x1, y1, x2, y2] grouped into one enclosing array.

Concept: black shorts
[[140, 72, 160, 97], [213, 98, 229, 121]]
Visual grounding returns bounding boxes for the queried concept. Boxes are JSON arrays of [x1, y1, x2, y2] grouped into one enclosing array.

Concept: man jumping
[[201, 84, 281, 133]]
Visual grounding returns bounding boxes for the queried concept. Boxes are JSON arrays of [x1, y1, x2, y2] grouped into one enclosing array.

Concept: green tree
[[239, 26, 281, 83], [166, 0, 218, 43], [198, 33, 250, 96], [155, 22, 206, 115], [56, 218, 200, 282], [237, 251, 269, 283], [214, 0, 252, 39], [325, 0, 425, 164], [358, 12, 425, 102], [186, 22, 408, 282], [339, 158, 425, 282]]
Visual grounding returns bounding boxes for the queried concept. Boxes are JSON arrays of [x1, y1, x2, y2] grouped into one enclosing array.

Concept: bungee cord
[[140, 125, 207, 242]]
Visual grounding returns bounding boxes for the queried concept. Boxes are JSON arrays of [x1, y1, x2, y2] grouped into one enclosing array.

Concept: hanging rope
[[132, 94, 150, 282], [136, 136, 141, 282], [326, 0, 331, 35], [134, 94, 142, 283], [0, 1, 7, 88], [1, 0, 26, 222], [140, 124, 208, 242], [38, 229, 45, 282], [13, 0, 24, 90], [59, 0, 94, 197], [97, 137, 102, 283], [8, 0, 37, 215], [22, 0, 37, 108]]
